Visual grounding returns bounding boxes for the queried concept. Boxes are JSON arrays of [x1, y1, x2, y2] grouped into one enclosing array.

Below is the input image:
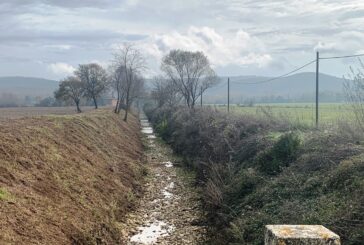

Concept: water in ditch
[[124, 118, 206, 245]]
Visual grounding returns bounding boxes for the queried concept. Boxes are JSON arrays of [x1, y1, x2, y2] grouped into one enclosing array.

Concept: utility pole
[[315, 51, 319, 127], [228, 77, 230, 113]]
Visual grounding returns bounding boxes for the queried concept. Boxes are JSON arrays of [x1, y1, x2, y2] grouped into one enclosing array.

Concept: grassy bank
[[145, 105, 364, 245], [0, 109, 144, 244]]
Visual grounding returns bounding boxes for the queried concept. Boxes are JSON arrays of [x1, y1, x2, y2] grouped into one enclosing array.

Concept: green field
[[214, 103, 355, 126]]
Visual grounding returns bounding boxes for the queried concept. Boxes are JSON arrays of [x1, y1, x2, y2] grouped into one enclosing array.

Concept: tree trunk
[[186, 96, 191, 108], [123, 103, 129, 121], [93, 96, 98, 109], [76, 100, 82, 113], [124, 95, 130, 121], [114, 100, 119, 113], [124, 87, 130, 121], [191, 98, 195, 109], [114, 91, 120, 113]]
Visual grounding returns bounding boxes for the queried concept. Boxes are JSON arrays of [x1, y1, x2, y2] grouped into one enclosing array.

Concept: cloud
[[314, 31, 364, 55], [0, 0, 122, 9], [44, 44, 73, 50], [138, 26, 272, 70], [48, 62, 75, 76], [1, 0, 364, 79]]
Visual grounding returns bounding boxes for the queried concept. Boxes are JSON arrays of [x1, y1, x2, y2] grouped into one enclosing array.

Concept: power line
[[320, 53, 364, 60], [210, 51, 364, 127], [230, 59, 316, 85], [227, 52, 364, 85]]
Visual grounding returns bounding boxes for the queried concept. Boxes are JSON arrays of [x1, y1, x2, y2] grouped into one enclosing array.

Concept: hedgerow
[[145, 105, 364, 245]]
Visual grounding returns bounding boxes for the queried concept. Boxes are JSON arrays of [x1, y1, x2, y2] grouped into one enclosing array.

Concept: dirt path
[[122, 118, 207, 245]]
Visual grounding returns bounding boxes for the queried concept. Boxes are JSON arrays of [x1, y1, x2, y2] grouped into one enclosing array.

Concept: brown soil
[[0, 109, 144, 244]]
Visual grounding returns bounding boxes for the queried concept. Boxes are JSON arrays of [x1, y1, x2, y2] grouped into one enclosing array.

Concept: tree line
[[56, 45, 219, 120], [55, 44, 145, 121]]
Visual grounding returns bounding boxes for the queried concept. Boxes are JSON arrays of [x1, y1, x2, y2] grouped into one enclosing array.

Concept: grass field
[[213, 103, 355, 126]]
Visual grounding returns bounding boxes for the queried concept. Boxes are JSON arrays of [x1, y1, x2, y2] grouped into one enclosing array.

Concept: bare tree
[[75, 63, 108, 109], [128, 74, 145, 109], [113, 44, 146, 121], [344, 60, 364, 131], [161, 50, 217, 109], [55, 76, 84, 113], [151, 76, 181, 108], [110, 65, 127, 113]]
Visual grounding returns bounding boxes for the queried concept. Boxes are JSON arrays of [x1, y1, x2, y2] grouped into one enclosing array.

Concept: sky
[[0, 0, 363, 80]]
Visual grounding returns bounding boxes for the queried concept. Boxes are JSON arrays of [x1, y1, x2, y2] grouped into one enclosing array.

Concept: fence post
[[265, 225, 340, 245]]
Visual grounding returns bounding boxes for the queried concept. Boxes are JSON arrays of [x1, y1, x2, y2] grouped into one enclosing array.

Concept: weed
[[0, 188, 10, 201], [257, 133, 301, 175]]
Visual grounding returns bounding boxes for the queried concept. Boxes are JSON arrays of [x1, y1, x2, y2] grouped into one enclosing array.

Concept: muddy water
[[124, 118, 206, 245]]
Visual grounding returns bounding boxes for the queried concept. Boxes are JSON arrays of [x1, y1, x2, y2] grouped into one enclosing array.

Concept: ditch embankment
[[0, 110, 144, 244]]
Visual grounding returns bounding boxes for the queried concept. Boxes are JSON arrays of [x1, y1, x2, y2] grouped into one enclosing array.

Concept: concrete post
[[265, 225, 341, 245]]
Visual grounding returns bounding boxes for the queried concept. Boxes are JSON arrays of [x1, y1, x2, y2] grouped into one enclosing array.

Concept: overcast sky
[[0, 0, 363, 80]]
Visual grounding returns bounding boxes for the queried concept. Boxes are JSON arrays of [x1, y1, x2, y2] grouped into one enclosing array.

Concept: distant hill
[[204, 72, 347, 103], [0, 77, 58, 97], [0, 73, 347, 105]]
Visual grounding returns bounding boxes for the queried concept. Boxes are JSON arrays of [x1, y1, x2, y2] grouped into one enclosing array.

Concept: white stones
[[140, 119, 150, 127], [265, 225, 341, 245], [141, 127, 153, 134], [162, 182, 175, 199], [166, 182, 175, 189], [164, 161, 173, 168], [128, 117, 205, 244], [162, 190, 173, 199], [130, 221, 175, 244], [140, 119, 157, 140]]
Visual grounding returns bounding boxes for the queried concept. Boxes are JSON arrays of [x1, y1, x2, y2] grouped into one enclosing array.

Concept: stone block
[[265, 225, 341, 245]]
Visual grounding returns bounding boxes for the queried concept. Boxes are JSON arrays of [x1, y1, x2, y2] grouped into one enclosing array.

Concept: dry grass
[[0, 109, 144, 244], [0, 106, 105, 120]]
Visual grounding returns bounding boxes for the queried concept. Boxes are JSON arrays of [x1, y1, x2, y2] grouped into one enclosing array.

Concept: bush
[[257, 133, 301, 175], [155, 118, 169, 139]]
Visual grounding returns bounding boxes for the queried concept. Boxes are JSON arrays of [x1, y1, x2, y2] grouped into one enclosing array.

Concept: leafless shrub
[[344, 60, 364, 132], [336, 119, 364, 142]]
